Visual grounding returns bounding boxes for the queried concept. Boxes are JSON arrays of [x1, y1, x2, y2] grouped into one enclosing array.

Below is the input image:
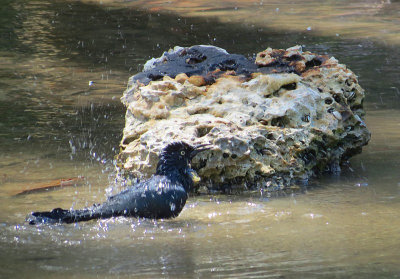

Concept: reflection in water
[[0, 0, 400, 278]]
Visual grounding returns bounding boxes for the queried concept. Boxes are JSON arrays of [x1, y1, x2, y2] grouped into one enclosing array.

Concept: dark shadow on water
[[0, 100, 124, 162]]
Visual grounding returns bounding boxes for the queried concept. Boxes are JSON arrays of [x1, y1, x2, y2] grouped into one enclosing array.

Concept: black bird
[[28, 141, 210, 225]]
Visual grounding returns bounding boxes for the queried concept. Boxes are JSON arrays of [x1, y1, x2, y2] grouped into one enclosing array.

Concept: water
[[1, 0, 400, 278]]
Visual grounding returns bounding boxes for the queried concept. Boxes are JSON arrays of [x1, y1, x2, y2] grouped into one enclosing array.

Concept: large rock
[[118, 45, 370, 191]]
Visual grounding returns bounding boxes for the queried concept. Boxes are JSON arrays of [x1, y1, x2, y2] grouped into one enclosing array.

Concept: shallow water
[[1, 0, 400, 278]]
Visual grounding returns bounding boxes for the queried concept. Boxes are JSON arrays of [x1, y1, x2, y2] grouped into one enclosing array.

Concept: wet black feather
[[28, 141, 207, 224]]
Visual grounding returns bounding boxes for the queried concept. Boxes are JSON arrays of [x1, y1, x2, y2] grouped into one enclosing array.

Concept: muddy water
[[1, 0, 400, 278]]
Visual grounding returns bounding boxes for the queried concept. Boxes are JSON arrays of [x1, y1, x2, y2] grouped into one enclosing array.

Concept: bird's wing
[[97, 175, 188, 219]]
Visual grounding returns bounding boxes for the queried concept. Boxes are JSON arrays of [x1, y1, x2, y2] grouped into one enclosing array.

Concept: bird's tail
[[28, 207, 99, 225]]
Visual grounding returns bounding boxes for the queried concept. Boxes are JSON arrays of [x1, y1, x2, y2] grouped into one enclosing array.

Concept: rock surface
[[118, 45, 370, 191]]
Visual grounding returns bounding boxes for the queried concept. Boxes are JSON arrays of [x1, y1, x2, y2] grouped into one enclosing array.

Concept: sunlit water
[[1, 0, 400, 278]]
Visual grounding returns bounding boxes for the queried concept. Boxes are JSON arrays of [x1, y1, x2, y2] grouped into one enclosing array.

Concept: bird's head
[[156, 141, 211, 188]]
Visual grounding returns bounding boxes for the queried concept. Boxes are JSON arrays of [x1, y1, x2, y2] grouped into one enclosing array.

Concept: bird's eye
[[180, 151, 185, 156]]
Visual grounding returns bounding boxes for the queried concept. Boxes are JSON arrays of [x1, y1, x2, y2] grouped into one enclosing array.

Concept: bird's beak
[[190, 143, 212, 158], [188, 168, 201, 183]]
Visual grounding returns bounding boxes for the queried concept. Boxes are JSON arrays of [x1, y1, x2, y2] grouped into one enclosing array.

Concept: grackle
[[28, 141, 210, 224]]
